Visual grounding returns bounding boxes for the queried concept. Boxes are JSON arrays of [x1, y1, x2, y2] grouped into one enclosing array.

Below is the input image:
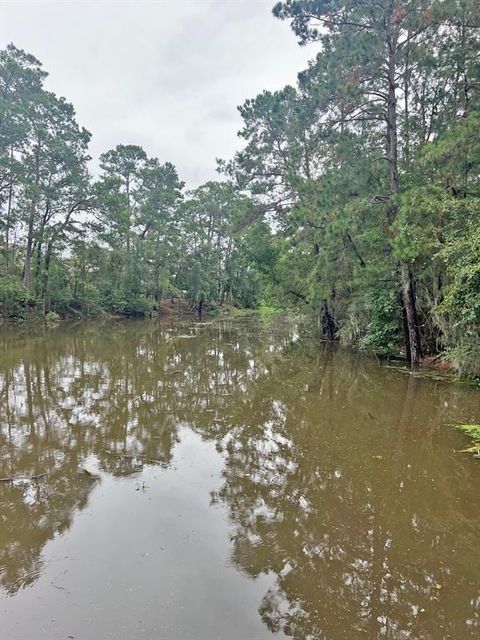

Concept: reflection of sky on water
[[0, 318, 479, 639]]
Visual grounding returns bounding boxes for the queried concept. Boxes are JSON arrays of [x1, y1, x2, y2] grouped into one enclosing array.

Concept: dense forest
[[1, 0, 479, 376]]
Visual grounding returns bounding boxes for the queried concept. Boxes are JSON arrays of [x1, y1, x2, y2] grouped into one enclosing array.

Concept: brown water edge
[[0, 317, 479, 640]]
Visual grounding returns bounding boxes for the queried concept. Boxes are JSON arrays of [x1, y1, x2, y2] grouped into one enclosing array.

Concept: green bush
[[45, 310, 61, 325], [0, 275, 28, 319]]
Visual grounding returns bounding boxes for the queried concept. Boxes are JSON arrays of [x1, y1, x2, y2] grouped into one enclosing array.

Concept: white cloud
[[1, 0, 317, 186]]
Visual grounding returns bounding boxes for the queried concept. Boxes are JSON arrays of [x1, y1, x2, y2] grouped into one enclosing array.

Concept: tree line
[[228, 0, 479, 375], [1, 0, 480, 376], [0, 44, 271, 320]]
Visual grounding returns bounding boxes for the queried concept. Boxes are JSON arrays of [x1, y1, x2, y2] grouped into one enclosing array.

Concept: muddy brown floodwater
[[0, 317, 479, 640]]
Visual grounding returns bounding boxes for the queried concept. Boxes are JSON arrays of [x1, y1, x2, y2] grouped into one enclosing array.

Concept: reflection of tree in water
[[0, 469, 96, 595], [0, 319, 478, 640], [208, 347, 480, 639], [0, 319, 295, 595]]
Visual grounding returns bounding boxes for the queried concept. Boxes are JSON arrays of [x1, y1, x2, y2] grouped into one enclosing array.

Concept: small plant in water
[[135, 481, 149, 492], [453, 423, 480, 456]]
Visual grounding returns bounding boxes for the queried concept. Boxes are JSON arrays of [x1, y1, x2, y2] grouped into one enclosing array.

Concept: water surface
[[0, 318, 479, 639]]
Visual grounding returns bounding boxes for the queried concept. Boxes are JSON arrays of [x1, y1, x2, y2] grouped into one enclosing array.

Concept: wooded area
[[1, 0, 479, 376]]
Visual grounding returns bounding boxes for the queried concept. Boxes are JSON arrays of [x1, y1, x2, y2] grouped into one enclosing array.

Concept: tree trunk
[[42, 242, 53, 314], [402, 304, 411, 365], [23, 141, 41, 290], [5, 147, 14, 270], [386, 27, 422, 366], [321, 299, 337, 341], [34, 236, 43, 297], [23, 220, 35, 290], [400, 263, 423, 365]]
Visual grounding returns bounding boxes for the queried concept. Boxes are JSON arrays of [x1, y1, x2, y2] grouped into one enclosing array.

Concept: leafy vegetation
[[1, 0, 480, 377], [454, 423, 480, 454], [227, 0, 480, 375]]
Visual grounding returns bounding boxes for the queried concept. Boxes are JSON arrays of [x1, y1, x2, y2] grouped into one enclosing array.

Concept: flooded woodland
[[0, 318, 479, 640]]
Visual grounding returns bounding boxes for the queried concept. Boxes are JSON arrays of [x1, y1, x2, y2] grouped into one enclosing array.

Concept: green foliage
[[218, 0, 480, 374], [257, 303, 282, 318], [0, 274, 28, 318], [346, 283, 403, 356], [44, 310, 60, 326], [1, 3, 480, 379], [454, 423, 480, 454]]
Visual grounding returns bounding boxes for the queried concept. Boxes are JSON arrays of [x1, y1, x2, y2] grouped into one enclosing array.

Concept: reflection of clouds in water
[[0, 319, 295, 597], [207, 342, 480, 638], [0, 319, 479, 639]]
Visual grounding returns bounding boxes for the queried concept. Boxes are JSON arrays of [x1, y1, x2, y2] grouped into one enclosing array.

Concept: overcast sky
[[1, 0, 316, 186]]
